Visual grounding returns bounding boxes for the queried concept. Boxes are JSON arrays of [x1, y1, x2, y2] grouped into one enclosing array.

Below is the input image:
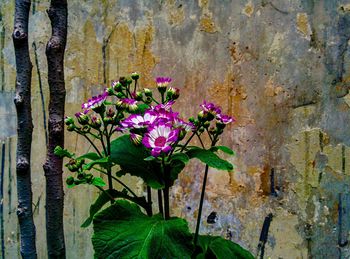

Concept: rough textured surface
[[1, 0, 350, 258]]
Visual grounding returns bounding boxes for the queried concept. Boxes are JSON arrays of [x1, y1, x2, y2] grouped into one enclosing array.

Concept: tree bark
[[43, 0, 67, 258], [12, 0, 37, 258]]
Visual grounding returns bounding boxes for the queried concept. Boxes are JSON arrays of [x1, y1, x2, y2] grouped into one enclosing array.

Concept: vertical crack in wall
[[7, 138, 11, 215], [0, 14, 5, 92], [33, 42, 48, 146], [0, 142, 5, 259]]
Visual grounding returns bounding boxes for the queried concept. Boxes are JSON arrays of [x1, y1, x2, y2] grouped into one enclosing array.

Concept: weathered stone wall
[[1, 0, 350, 258]]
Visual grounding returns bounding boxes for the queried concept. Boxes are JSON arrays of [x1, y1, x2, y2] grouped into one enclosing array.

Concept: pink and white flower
[[156, 77, 172, 88], [142, 123, 180, 157], [216, 114, 235, 124], [82, 91, 108, 111]]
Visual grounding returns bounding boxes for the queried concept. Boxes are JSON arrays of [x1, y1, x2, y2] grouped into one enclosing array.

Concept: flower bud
[[65, 116, 74, 125], [90, 116, 102, 129], [116, 92, 124, 98], [216, 121, 226, 130], [144, 88, 152, 97], [106, 87, 114, 96], [203, 121, 210, 128], [135, 91, 143, 101], [67, 124, 76, 131], [131, 72, 140, 80], [75, 112, 89, 125], [66, 176, 75, 186], [144, 96, 153, 104], [166, 87, 180, 100], [106, 108, 115, 118], [119, 77, 128, 87], [197, 110, 207, 121], [103, 116, 113, 124], [126, 78, 133, 85], [92, 103, 106, 114], [112, 81, 123, 92]]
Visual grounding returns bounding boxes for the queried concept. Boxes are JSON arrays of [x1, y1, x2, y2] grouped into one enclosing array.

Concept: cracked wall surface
[[1, 0, 350, 258]]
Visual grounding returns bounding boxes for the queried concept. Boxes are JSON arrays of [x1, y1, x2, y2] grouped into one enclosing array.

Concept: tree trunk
[[43, 0, 67, 258], [12, 0, 37, 258]]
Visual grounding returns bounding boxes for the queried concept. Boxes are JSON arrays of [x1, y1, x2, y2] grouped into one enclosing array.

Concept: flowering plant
[[55, 74, 253, 258]]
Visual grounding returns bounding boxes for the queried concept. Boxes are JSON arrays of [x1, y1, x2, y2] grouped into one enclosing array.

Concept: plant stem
[[163, 187, 170, 220], [193, 164, 209, 246], [180, 132, 196, 152], [162, 157, 170, 220], [81, 134, 102, 157], [147, 186, 152, 216], [158, 190, 164, 216], [196, 133, 205, 149], [133, 79, 137, 93]]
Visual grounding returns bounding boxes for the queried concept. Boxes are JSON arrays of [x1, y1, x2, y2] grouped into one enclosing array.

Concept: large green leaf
[[186, 148, 234, 171], [110, 135, 163, 189], [195, 235, 254, 259], [81, 190, 149, 228], [92, 200, 194, 259]]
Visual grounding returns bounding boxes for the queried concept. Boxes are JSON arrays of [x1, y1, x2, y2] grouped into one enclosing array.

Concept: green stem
[[193, 136, 218, 246], [158, 190, 164, 216], [81, 134, 102, 157], [193, 164, 209, 246], [180, 132, 196, 152], [147, 186, 153, 216], [162, 156, 170, 220], [195, 133, 205, 149], [133, 79, 138, 93]]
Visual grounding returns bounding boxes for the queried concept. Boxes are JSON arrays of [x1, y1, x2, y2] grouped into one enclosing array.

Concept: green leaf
[[110, 135, 163, 189], [92, 177, 106, 187], [210, 146, 235, 155], [136, 103, 149, 114], [83, 157, 110, 170], [92, 200, 194, 258], [77, 152, 101, 161], [171, 152, 190, 164], [144, 156, 156, 161], [195, 235, 254, 259], [54, 146, 74, 158], [186, 148, 234, 171], [81, 190, 149, 228]]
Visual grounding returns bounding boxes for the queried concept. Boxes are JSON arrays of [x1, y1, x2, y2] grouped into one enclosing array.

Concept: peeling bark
[[12, 0, 37, 258], [43, 0, 67, 258]]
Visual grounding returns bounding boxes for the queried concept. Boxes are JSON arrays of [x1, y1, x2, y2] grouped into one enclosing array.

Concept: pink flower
[[142, 123, 180, 157], [217, 114, 235, 124], [121, 110, 158, 129], [200, 101, 221, 115], [156, 77, 172, 88], [82, 91, 108, 111]]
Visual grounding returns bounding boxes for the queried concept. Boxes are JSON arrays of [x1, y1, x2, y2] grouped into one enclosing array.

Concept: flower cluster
[[122, 100, 193, 157]]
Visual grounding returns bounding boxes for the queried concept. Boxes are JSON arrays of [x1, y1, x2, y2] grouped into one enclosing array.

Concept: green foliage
[[54, 146, 74, 158], [92, 200, 194, 259], [210, 145, 235, 155], [92, 177, 106, 187], [186, 147, 234, 171], [171, 152, 190, 164], [81, 190, 149, 228], [83, 157, 111, 170], [110, 135, 164, 189], [194, 235, 254, 259], [77, 152, 101, 160]]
